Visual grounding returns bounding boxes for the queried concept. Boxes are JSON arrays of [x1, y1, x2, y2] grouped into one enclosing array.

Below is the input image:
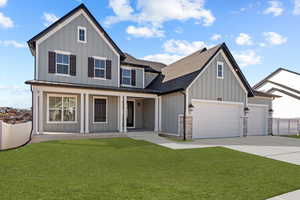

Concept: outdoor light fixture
[[188, 103, 194, 112], [244, 107, 250, 115]]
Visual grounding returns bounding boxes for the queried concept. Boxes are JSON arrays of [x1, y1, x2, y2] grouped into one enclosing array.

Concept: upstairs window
[[78, 26, 87, 43], [122, 68, 132, 86], [56, 53, 69, 75], [217, 61, 224, 79], [94, 58, 106, 79]]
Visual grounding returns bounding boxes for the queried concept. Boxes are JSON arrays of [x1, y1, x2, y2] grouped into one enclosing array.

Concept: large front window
[[94, 58, 106, 78], [56, 53, 69, 75], [122, 68, 131, 85], [48, 95, 76, 123]]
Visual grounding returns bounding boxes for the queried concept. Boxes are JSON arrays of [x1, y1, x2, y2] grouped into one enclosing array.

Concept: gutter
[[180, 91, 187, 141]]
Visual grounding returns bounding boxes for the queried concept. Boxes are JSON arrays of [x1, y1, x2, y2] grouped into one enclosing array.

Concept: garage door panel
[[192, 100, 243, 139], [248, 104, 268, 136]]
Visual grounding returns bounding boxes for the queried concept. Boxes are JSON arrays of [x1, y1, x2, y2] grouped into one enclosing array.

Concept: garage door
[[192, 100, 243, 139], [248, 104, 268, 136]]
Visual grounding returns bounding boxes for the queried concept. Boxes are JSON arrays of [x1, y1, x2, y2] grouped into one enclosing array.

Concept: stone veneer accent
[[178, 115, 193, 140]]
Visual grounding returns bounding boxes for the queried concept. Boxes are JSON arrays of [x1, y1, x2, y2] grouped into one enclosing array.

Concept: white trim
[[85, 93, 89, 133], [248, 103, 269, 108], [158, 96, 162, 132], [154, 97, 159, 132], [54, 50, 72, 55], [92, 96, 108, 124], [77, 26, 87, 43], [55, 52, 71, 75], [217, 61, 224, 79], [119, 96, 123, 132], [123, 96, 127, 132], [191, 98, 244, 106], [93, 57, 107, 80], [80, 93, 84, 133], [39, 91, 44, 134], [121, 67, 132, 87], [126, 99, 135, 128], [46, 93, 78, 124]]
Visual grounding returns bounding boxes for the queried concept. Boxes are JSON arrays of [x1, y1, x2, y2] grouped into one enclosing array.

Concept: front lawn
[[285, 135, 300, 139], [1, 138, 300, 200]]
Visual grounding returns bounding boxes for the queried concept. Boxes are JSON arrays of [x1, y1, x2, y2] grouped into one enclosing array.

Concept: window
[[122, 68, 131, 85], [48, 95, 76, 123], [217, 61, 224, 79], [94, 58, 106, 78], [78, 26, 87, 43], [56, 53, 70, 75], [94, 98, 107, 123]]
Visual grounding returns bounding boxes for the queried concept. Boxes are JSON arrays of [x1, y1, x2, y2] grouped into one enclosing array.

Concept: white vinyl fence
[[273, 118, 300, 135], [0, 121, 32, 150]]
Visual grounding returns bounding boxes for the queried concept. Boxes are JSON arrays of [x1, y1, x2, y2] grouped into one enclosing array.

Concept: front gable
[[188, 49, 248, 104]]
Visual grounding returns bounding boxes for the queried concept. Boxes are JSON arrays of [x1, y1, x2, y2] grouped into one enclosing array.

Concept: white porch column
[[85, 93, 89, 134], [158, 96, 162, 132], [80, 93, 84, 134], [38, 90, 43, 134], [118, 96, 123, 132], [32, 89, 39, 135], [123, 96, 127, 133], [154, 97, 159, 132]]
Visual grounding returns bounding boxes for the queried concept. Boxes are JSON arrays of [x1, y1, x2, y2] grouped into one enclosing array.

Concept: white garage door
[[248, 104, 268, 136], [192, 100, 243, 139]]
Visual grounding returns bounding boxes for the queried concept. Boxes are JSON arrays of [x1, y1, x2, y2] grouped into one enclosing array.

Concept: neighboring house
[[254, 68, 300, 118], [25, 4, 275, 139]]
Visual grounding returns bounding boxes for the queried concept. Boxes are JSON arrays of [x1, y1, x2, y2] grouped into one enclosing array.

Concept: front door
[[127, 101, 134, 128]]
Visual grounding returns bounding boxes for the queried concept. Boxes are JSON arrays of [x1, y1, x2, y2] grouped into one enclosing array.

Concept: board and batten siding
[[89, 95, 118, 133], [121, 66, 144, 88], [43, 92, 81, 133], [143, 99, 155, 130], [38, 14, 119, 87], [161, 92, 184, 134], [144, 72, 158, 87], [248, 97, 272, 109], [188, 51, 247, 105]]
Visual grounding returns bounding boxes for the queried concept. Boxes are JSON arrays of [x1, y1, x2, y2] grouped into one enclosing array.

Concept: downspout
[[180, 91, 186, 141]]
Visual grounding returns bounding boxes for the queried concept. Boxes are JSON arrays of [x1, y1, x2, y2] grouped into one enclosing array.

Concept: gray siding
[[43, 92, 81, 133], [121, 66, 144, 88], [89, 95, 118, 133], [248, 97, 272, 109], [133, 99, 143, 129], [145, 72, 158, 87], [161, 92, 184, 134], [143, 99, 155, 130], [38, 14, 119, 87], [188, 52, 247, 104]]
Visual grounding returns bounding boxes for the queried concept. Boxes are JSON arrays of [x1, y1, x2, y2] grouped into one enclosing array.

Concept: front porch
[[32, 85, 162, 135]]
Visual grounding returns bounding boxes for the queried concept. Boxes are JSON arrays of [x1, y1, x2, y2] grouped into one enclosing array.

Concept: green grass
[[1, 138, 300, 200], [282, 135, 300, 139]]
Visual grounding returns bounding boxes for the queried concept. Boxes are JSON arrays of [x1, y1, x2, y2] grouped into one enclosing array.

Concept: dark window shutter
[[120, 68, 123, 85], [131, 69, 136, 86], [106, 60, 112, 79], [48, 52, 56, 73], [88, 57, 94, 78], [70, 55, 76, 76]]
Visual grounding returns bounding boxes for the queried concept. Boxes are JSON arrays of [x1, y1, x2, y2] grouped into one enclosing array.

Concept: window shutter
[[131, 69, 136, 86], [120, 68, 123, 85], [70, 55, 76, 76], [106, 60, 112, 79], [48, 52, 56, 73], [88, 57, 94, 78]]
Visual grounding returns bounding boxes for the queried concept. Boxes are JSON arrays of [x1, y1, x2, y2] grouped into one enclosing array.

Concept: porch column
[[118, 96, 123, 132], [123, 96, 127, 133], [32, 89, 39, 135], [38, 90, 43, 134], [154, 97, 159, 132], [80, 93, 84, 134], [158, 96, 162, 132], [85, 93, 89, 134]]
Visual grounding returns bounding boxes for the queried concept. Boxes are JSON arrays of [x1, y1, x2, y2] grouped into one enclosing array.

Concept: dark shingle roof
[[122, 53, 166, 73]]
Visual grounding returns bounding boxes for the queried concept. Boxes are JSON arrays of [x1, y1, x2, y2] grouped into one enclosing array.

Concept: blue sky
[[0, 0, 299, 108]]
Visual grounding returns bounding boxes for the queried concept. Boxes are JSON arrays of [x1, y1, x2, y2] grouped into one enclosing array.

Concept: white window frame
[[47, 94, 77, 124], [93, 56, 107, 80], [121, 67, 132, 87], [55, 50, 71, 76], [77, 26, 87, 43], [217, 61, 224, 79], [93, 96, 108, 124]]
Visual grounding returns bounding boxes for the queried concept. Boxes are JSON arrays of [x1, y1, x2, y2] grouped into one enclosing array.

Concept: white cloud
[[43, 12, 59, 27], [142, 53, 182, 64], [0, 85, 31, 108], [259, 42, 266, 47], [263, 0, 283, 16], [0, 12, 13, 28], [293, 0, 300, 15], [211, 34, 221, 41], [0, 40, 26, 48], [263, 32, 287, 45], [105, 0, 215, 27], [233, 50, 261, 67], [0, 0, 7, 7], [126, 25, 164, 38], [163, 39, 207, 55], [235, 33, 253, 45]]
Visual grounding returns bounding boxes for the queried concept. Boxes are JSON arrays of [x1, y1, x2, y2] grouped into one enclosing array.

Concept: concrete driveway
[[193, 136, 300, 166]]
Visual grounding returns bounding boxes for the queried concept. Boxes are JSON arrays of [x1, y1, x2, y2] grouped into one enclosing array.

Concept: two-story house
[[26, 4, 276, 139]]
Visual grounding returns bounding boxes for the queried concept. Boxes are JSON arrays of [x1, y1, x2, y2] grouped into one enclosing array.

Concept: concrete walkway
[[266, 190, 300, 200]]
